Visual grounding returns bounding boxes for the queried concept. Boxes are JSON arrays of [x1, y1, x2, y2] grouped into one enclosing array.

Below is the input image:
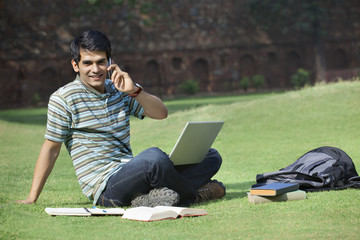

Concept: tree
[[249, 0, 345, 83]]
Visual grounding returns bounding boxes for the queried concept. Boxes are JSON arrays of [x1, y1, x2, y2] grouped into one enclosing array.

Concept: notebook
[[169, 121, 224, 165]]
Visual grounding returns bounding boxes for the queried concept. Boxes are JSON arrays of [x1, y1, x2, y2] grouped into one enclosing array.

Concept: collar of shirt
[[75, 75, 117, 99]]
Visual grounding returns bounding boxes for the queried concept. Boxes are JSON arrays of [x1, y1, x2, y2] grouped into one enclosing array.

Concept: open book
[[45, 207, 125, 216], [122, 206, 208, 221]]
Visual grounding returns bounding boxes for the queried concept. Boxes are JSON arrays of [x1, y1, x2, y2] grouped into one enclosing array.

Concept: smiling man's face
[[71, 48, 108, 93]]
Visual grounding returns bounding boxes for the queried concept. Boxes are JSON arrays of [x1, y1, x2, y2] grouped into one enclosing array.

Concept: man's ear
[[71, 59, 79, 73]]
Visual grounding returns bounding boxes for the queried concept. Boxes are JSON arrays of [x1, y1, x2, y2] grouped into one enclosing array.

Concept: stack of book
[[248, 182, 306, 204]]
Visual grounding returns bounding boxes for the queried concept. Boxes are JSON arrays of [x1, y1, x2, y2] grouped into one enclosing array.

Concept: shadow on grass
[[224, 181, 255, 200], [0, 108, 47, 125], [54, 201, 93, 207], [165, 91, 278, 115]]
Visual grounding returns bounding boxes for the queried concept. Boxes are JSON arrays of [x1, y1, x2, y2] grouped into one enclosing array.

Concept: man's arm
[[132, 89, 168, 119], [17, 139, 62, 204], [108, 63, 168, 119]]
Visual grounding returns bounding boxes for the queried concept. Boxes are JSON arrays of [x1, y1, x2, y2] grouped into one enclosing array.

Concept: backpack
[[254, 146, 360, 191]]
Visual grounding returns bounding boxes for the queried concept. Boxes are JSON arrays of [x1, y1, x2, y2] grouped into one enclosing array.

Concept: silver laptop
[[169, 121, 224, 165]]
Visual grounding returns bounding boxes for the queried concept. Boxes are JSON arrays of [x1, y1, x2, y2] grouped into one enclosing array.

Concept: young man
[[18, 30, 225, 207]]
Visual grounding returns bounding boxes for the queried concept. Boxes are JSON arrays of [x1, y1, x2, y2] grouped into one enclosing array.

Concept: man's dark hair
[[70, 30, 112, 64]]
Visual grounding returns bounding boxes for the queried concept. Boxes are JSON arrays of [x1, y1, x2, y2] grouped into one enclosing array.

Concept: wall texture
[[1, 0, 360, 107]]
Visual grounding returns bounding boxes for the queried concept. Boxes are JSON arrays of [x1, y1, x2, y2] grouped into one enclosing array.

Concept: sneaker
[[131, 187, 180, 207], [195, 180, 226, 203]]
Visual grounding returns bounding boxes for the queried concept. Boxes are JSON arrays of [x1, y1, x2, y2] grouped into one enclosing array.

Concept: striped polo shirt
[[45, 75, 144, 204]]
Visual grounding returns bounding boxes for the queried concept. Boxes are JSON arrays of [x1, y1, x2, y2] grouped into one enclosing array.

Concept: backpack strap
[[255, 170, 326, 188]]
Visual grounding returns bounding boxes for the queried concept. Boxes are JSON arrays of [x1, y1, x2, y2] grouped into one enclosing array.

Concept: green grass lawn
[[1, 81, 360, 239]]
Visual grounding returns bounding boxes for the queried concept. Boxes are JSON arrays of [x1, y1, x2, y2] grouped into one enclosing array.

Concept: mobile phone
[[107, 58, 113, 79]]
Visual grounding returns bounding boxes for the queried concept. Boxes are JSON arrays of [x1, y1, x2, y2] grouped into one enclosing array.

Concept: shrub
[[239, 76, 250, 91], [291, 68, 310, 89], [252, 74, 265, 90], [30, 92, 41, 106], [179, 79, 199, 95]]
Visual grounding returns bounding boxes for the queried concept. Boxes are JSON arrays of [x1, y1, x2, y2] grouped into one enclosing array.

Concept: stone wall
[[1, 0, 360, 107]]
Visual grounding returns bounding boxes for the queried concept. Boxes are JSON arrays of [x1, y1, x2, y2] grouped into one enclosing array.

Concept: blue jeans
[[96, 147, 222, 207]]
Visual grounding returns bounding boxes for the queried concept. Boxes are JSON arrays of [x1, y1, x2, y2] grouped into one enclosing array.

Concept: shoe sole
[[131, 187, 180, 207]]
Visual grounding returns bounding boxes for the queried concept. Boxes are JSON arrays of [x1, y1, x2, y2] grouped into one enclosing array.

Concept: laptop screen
[[169, 121, 224, 165]]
